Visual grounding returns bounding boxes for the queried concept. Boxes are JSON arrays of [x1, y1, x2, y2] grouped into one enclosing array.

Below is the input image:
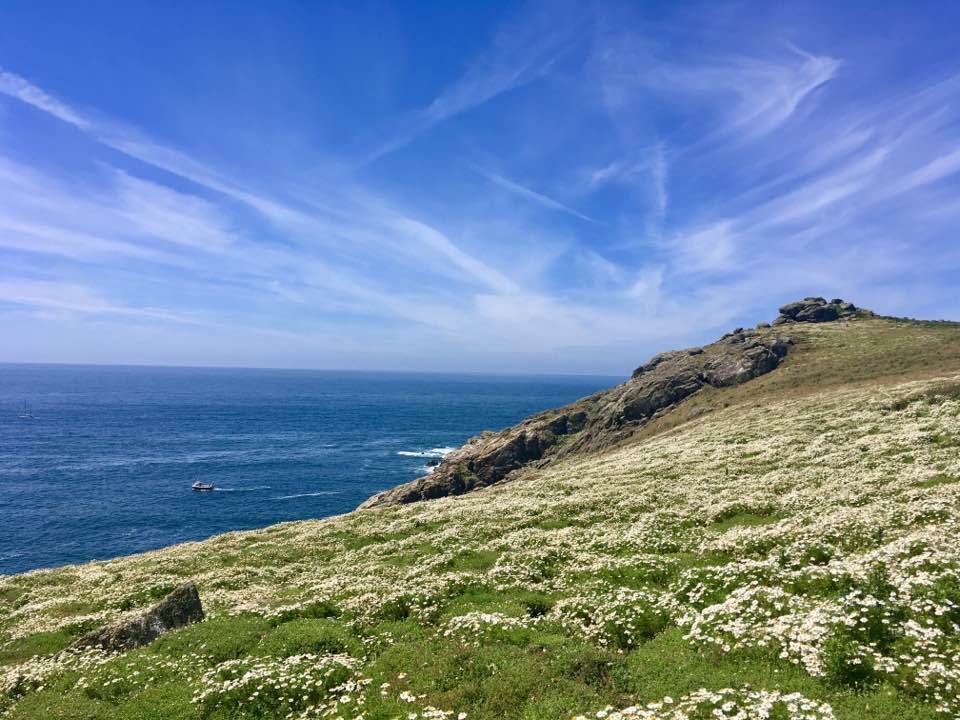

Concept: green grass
[[915, 473, 960, 489], [0, 631, 73, 666], [929, 433, 960, 448], [150, 613, 270, 661]]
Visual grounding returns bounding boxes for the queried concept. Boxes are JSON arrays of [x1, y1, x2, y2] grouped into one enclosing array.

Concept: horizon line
[[0, 360, 627, 379]]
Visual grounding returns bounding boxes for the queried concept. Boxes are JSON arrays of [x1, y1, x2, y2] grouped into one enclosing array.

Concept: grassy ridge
[[2, 318, 959, 719]]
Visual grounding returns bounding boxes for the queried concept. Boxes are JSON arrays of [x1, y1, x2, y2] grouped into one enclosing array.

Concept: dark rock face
[[774, 297, 866, 325], [75, 582, 203, 652], [703, 333, 791, 387]]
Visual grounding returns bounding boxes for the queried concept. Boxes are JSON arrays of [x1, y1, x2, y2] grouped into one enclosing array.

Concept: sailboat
[[17, 401, 34, 420]]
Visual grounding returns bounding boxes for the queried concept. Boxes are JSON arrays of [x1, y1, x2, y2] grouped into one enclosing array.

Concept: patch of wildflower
[[440, 612, 532, 646], [72, 651, 209, 701], [341, 572, 481, 628], [192, 653, 368, 719], [258, 598, 340, 624], [672, 559, 780, 609], [1, 647, 114, 699], [404, 707, 467, 719], [487, 546, 571, 590], [551, 586, 675, 650], [894, 621, 960, 717], [343, 589, 444, 627], [573, 686, 836, 720], [682, 583, 838, 675], [378, 676, 468, 720]]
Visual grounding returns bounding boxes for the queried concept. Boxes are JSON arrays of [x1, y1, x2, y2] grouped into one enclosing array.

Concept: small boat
[[191, 481, 215, 491], [17, 401, 34, 420]]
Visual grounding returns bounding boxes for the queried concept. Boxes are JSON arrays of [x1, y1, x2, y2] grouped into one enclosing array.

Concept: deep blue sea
[[0, 364, 618, 575]]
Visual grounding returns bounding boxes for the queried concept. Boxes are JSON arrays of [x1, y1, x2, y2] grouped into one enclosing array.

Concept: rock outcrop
[[774, 297, 867, 325], [359, 298, 870, 510], [75, 582, 203, 652]]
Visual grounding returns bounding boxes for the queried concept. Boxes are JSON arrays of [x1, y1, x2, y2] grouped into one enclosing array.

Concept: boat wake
[[271, 491, 341, 500]]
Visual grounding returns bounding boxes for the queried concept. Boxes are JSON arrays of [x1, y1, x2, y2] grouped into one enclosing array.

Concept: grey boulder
[[75, 581, 204, 652]]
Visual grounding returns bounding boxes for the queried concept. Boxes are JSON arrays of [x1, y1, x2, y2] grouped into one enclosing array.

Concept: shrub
[[821, 633, 878, 688]]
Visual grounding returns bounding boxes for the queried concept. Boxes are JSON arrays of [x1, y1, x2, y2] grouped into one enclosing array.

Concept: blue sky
[[1, 1, 958, 374]]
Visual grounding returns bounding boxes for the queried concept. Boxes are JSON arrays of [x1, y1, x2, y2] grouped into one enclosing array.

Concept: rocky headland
[[359, 297, 872, 509]]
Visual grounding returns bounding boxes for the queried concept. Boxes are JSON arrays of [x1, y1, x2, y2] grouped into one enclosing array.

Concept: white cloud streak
[[0, 279, 195, 323], [479, 170, 598, 223], [367, 2, 582, 162], [0, 68, 91, 130]]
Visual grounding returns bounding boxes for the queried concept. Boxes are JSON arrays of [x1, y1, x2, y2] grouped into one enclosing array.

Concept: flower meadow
[[2, 321, 960, 719]]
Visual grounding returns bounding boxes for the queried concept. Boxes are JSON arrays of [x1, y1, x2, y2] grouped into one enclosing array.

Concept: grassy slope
[[2, 317, 960, 720]]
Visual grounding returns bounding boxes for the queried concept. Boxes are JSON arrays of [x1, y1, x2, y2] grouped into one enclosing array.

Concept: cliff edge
[[359, 297, 870, 509]]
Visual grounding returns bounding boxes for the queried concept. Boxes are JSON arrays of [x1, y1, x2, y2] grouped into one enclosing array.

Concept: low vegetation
[[2, 318, 959, 719]]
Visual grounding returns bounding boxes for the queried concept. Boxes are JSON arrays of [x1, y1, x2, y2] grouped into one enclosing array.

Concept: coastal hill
[[3, 299, 960, 720], [361, 297, 863, 509]]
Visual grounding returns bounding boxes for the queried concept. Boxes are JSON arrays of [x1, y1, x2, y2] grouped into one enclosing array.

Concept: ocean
[[0, 364, 619, 575]]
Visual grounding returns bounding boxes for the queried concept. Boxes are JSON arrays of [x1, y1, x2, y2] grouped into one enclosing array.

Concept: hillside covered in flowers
[[3, 315, 960, 720]]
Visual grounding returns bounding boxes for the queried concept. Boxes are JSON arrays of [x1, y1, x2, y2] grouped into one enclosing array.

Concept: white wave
[[213, 486, 271, 492], [396, 446, 456, 458], [271, 491, 341, 500]]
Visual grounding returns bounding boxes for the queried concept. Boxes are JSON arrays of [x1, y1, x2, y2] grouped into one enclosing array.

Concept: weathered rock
[[775, 296, 866, 324], [797, 304, 839, 322], [703, 333, 791, 387], [75, 582, 203, 652], [619, 352, 704, 421]]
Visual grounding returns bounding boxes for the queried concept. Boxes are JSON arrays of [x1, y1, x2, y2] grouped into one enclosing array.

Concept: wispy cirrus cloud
[[639, 46, 840, 140], [476, 168, 598, 224], [112, 171, 236, 252], [0, 155, 233, 263], [0, 68, 91, 130], [0, 278, 196, 323], [0, 67, 520, 303], [367, 2, 584, 162], [881, 146, 960, 197], [1, 2, 959, 373]]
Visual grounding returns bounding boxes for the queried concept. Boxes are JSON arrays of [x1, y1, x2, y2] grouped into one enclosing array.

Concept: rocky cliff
[[358, 297, 871, 509]]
